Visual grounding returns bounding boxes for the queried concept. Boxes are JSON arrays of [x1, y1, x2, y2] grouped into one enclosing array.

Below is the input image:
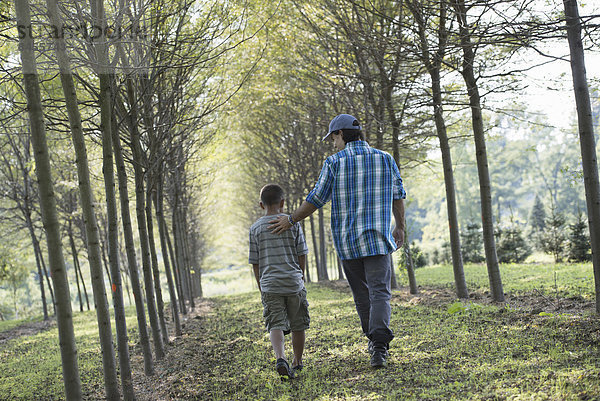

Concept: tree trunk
[[38, 246, 56, 314], [145, 176, 169, 342], [403, 241, 419, 295], [452, 0, 504, 302], [155, 175, 182, 336], [129, 104, 165, 359], [14, 0, 82, 398], [164, 219, 187, 315], [563, 0, 600, 313], [318, 208, 329, 281], [308, 214, 320, 282], [23, 163, 49, 319], [172, 207, 189, 309], [336, 255, 344, 281], [68, 223, 84, 312], [29, 221, 48, 320], [112, 98, 155, 375], [431, 71, 468, 299], [390, 254, 398, 289]]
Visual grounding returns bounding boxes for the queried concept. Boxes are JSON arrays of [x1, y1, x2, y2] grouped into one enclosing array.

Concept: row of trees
[[2, 0, 265, 399], [231, 0, 599, 306]]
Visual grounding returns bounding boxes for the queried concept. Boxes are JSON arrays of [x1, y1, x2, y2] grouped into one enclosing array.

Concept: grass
[[147, 283, 600, 400], [0, 315, 43, 334], [411, 262, 596, 300], [0, 262, 599, 400]]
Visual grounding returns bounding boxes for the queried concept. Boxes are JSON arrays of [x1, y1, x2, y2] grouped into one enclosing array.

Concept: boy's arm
[[298, 254, 307, 282], [252, 264, 261, 292]]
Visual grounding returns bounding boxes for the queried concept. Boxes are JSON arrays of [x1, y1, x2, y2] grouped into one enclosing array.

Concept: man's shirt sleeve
[[306, 159, 334, 208], [248, 229, 259, 264], [390, 157, 407, 200]]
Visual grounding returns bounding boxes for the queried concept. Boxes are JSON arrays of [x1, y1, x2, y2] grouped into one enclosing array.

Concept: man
[[269, 113, 406, 368]]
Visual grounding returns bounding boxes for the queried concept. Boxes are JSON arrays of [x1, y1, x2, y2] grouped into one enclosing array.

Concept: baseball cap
[[322, 114, 362, 141]]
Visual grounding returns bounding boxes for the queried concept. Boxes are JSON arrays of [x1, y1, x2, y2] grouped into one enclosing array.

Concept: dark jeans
[[342, 254, 394, 349]]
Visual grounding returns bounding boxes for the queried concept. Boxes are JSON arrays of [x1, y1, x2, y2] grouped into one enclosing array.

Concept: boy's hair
[[260, 184, 284, 206], [341, 129, 365, 143]]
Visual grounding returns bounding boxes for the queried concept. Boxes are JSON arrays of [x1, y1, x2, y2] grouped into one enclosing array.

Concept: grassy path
[[1, 276, 599, 400], [130, 282, 600, 401]]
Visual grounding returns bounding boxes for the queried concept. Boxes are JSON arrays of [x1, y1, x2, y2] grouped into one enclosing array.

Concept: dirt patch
[[0, 319, 56, 344], [129, 298, 216, 401]]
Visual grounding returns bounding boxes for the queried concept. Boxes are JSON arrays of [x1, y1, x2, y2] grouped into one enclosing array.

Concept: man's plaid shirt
[[306, 141, 406, 260]]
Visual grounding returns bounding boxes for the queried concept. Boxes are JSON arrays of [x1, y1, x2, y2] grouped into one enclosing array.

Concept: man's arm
[[252, 264, 261, 292], [392, 198, 405, 249], [269, 201, 318, 234], [298, 254, 307, 282]]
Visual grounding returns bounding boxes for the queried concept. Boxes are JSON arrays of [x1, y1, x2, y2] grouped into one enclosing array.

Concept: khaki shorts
[[261, 288, 310, 332]]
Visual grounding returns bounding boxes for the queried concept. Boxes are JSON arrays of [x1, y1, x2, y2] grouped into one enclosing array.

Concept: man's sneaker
[[292, 364, 303, 375], [370, 350, 388, 368], [276, 358, 294, 379]]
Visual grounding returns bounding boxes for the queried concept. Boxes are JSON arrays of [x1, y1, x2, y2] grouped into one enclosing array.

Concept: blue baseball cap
[[322, 114, 362, 141]]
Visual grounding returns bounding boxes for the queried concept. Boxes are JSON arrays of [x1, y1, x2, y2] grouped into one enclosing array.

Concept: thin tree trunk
[[164, 219, 187, 315], [100, 235, 112, 285], [452, 0, 504, 302], [337, 255, 344, 281], [155, 176, 182, 336], [101, 98, 135, 400], [128, 89, 165, 358], [23, 163, 48, 319], [408, 0, 467, 298], [390, 254, 398, 289], [146, 176, 169, 342], [431, 71, 468, 299], [14, 0, 82, 397], [318, 208, 329, 281], [112, 97, 155, 375], [172, 208, 189, 310], [75, 246, 90, 311], [52, 0, 120, 396], [563, 0, 600, 313], [403, 241, 419, 295], [68, 224, 84, 312], [29, 221, 48, 320], [308, 214, 320, 282], [38, 246, 56, 314]]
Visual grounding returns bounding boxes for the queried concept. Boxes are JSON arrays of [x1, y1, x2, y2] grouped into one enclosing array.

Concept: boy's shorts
[[261, 287, 310, 332]]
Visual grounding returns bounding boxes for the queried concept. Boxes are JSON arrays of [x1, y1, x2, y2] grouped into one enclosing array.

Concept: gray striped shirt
[[249, 214, 309, 294]]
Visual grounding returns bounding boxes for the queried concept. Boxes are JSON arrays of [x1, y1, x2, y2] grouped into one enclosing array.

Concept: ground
[[3, 281, 599, 400]]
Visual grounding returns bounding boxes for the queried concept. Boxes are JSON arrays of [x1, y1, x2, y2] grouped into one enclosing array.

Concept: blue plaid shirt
[[306, 141, 406, 260]]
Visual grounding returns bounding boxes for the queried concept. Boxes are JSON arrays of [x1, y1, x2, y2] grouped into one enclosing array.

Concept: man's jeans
[[342, 254, 394, 348]]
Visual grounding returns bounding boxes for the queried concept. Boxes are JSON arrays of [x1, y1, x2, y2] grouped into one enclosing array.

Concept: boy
[[249, 184, 310, 379]]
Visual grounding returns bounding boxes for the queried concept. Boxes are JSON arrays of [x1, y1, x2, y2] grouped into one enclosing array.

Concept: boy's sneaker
[[292, 364, 303, 374], [276, 358, 294, 379], [370, 349, 388, 368]]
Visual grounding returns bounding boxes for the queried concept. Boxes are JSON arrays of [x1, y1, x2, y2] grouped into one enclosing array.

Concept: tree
[[0, 248, 29, 319], [461, 223, 485, 263], [563, 0, 600, 313], [541, 205, 567, 263], [567, 212, 591, 262], [496, 225, 531, 264], [13, 0, 82, 397], [450, 0, 505, 301], [528, 194, 546, 250], [407, 0, 468, 298]]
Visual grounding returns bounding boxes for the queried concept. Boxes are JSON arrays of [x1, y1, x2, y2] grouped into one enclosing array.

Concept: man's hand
[[269, 215, 292, 234], [392, 226, 405, 249]]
